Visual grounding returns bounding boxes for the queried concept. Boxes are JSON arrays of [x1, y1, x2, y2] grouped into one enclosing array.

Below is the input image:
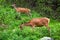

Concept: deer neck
[[13, 6, 17, 10], [24, 22, 31, 26]]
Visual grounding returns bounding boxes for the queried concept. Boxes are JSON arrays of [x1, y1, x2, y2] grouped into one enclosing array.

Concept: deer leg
[[17, 12, 22, 20], [26, 12, 31, 16], [31, 25, 36, 31], [29, 12, 32, 18], [20, 24, 24, 30], [44, 23, 50, 31], [26, 13, 30, 16], [29, 12, 31, 16], [27, 12, 32, 18], [44, 24, 51, 36]]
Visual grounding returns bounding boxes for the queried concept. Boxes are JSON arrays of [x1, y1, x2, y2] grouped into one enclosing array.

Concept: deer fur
[[20, 17, 50, 31], [12, 4, 31, 16]]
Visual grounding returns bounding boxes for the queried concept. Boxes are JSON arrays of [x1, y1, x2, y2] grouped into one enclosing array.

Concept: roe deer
[[12, 4, 31, 16], [20, 17, 50, 31]]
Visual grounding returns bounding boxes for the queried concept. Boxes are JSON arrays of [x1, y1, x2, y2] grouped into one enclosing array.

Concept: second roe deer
[[12, 4, 31, 16]]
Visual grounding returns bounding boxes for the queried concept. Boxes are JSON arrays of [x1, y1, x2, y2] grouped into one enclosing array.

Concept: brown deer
[[20, 17, 50, 31], [12, 4, 31, 16]]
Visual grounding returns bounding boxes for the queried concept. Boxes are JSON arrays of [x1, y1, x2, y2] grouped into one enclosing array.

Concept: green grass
[[0, 6, 60, 40]]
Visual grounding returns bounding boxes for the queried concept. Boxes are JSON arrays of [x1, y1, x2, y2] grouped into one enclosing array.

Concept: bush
[[0, 6, 60, 40]]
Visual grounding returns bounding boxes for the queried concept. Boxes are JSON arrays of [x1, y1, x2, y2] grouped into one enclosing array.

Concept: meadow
[[0, 6, 60, 40]]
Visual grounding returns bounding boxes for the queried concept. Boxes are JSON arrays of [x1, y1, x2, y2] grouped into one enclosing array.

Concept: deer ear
[[13, 2, 16, 4]]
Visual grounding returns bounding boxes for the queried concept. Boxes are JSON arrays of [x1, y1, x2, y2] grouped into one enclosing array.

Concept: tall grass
[[0, 6, 60, 40]]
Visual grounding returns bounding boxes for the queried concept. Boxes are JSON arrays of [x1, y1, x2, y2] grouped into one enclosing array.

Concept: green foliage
[[0, 5, 60, 40], [0, 0, 60, 20]]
